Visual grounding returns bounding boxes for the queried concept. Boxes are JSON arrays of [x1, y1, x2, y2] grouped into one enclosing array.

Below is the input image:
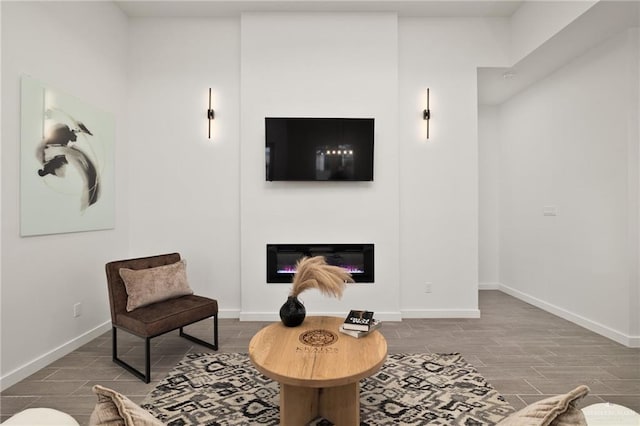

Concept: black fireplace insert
[[267, 243, 374, 283]]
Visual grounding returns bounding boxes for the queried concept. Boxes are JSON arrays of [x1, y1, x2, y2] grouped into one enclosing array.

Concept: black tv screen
[[265, 117, 374, 181]]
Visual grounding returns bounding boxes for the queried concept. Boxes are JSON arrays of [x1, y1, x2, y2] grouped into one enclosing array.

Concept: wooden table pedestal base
[[249, 318, 387, 426], [280, 382, 360, 426]]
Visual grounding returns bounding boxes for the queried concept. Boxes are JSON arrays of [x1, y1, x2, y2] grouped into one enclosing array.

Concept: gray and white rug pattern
[[141, 352, 514, 425]]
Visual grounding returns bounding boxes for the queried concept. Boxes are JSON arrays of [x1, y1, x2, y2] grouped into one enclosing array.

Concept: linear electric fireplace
[[267, 244, 374, 283]]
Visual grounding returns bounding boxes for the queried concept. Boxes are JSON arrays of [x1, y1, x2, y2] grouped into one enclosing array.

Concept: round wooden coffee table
[[249, 316, 387, 426]]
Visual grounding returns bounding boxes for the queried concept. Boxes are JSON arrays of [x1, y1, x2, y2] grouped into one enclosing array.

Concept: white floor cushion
[[2, 408, 79, 425], [582, 402, 640, 425]]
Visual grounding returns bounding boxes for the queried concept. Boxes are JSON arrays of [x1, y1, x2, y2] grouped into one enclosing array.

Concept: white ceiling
[[478, 0, 640, 105], [115, 0, 524, 18]]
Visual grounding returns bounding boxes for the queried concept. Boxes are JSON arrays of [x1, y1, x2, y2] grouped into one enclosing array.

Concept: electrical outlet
[[73, 303, 82, 318], [425, 282, 432, 293]]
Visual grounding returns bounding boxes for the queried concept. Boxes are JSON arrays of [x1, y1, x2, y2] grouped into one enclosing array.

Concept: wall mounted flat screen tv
[[265, 117, 374, 181]]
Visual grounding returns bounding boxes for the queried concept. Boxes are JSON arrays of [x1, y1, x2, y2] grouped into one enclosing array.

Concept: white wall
[[498, 29, 640, 346], [125, 14, 511, 322], [632, 26, 640, 339], [239, 13, 401, 319], [126, 18, 241, 315], [478, 105, 500, 287], [0, 2, 5, 386], [398, 18, 509, 317], [1, 1, 129, 388]]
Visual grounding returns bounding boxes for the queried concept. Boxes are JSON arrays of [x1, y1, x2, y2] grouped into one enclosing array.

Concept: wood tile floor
[[1, 291, 639, 424]]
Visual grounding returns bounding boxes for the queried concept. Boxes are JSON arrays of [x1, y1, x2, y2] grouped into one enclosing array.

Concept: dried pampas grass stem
[[290, 256, 354, 298]]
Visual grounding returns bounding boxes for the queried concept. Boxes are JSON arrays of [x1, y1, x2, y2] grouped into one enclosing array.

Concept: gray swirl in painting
[[35, 118, 101, 211]]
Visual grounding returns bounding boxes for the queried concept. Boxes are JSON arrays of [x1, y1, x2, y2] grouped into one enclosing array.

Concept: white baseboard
[[5, 287, 635, 392], [219, 308, 241, 319], [498, 283, 639, 348], [401, 309, 481, 319], [0, 321, 111, 392], [479, 282, 501, 290], [1, 310, 240, 392], [239, 309, 480, 320], [238, 312, 280, 321], [239, 311, 403, 321]]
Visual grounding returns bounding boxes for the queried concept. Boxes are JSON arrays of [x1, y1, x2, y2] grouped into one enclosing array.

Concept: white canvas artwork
[[20, 75, 115, 236]]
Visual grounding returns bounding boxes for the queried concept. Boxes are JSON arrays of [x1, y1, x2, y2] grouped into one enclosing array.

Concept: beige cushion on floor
[[89, 385, 164, 426], [496, 385, 589, 426], [2, 408, 79, 425]]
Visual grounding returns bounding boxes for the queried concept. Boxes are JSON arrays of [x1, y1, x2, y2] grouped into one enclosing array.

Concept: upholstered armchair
[[105, 253, 218, 383]]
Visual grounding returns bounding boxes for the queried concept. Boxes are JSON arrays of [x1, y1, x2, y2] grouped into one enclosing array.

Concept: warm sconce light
[[423, 88, 431, 139], [207, 88, 215, 139]]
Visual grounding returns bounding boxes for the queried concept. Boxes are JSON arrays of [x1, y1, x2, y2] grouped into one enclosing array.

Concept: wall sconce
[[423, 88, 431, 139], [207, 88, 215, 139]]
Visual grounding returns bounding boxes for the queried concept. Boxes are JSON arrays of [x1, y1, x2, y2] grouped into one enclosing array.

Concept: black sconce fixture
[[207, 88, 215, 139], [423, 88, 431, 139]]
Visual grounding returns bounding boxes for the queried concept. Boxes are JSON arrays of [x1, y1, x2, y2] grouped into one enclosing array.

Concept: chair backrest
[[105, 253, 181, 322]]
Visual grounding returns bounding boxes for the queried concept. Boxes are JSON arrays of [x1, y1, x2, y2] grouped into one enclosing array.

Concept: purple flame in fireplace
[[277, 265, 364, 274]]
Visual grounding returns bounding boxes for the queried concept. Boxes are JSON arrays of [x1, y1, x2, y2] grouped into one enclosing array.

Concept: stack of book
[[339, 309, 382, 338]]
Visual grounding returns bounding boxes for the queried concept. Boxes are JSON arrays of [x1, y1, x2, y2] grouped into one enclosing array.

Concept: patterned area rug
[[141, 352, 514, 426]]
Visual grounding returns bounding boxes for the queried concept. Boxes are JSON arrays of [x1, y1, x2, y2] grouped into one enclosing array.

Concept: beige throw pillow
[[89, 385, 164, 426], [496, 385, 589, 426], [120, 260, 193, 312]]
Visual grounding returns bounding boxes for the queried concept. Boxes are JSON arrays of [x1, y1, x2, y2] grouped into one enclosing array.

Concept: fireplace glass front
[[267, 244, 374, 283]]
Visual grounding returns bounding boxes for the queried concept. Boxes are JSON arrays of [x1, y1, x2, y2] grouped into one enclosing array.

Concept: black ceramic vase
[[279, 296, 306, 327]]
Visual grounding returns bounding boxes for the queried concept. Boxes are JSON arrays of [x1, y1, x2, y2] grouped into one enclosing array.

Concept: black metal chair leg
[[145, 337, 151, 383], [112, 327, 151, 383], [180, 315, 218, 351], [112, 314, 218, 383], [214, 314, 219, 350], [179, 314, 219, 351], [112, 326, 118, 360]]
